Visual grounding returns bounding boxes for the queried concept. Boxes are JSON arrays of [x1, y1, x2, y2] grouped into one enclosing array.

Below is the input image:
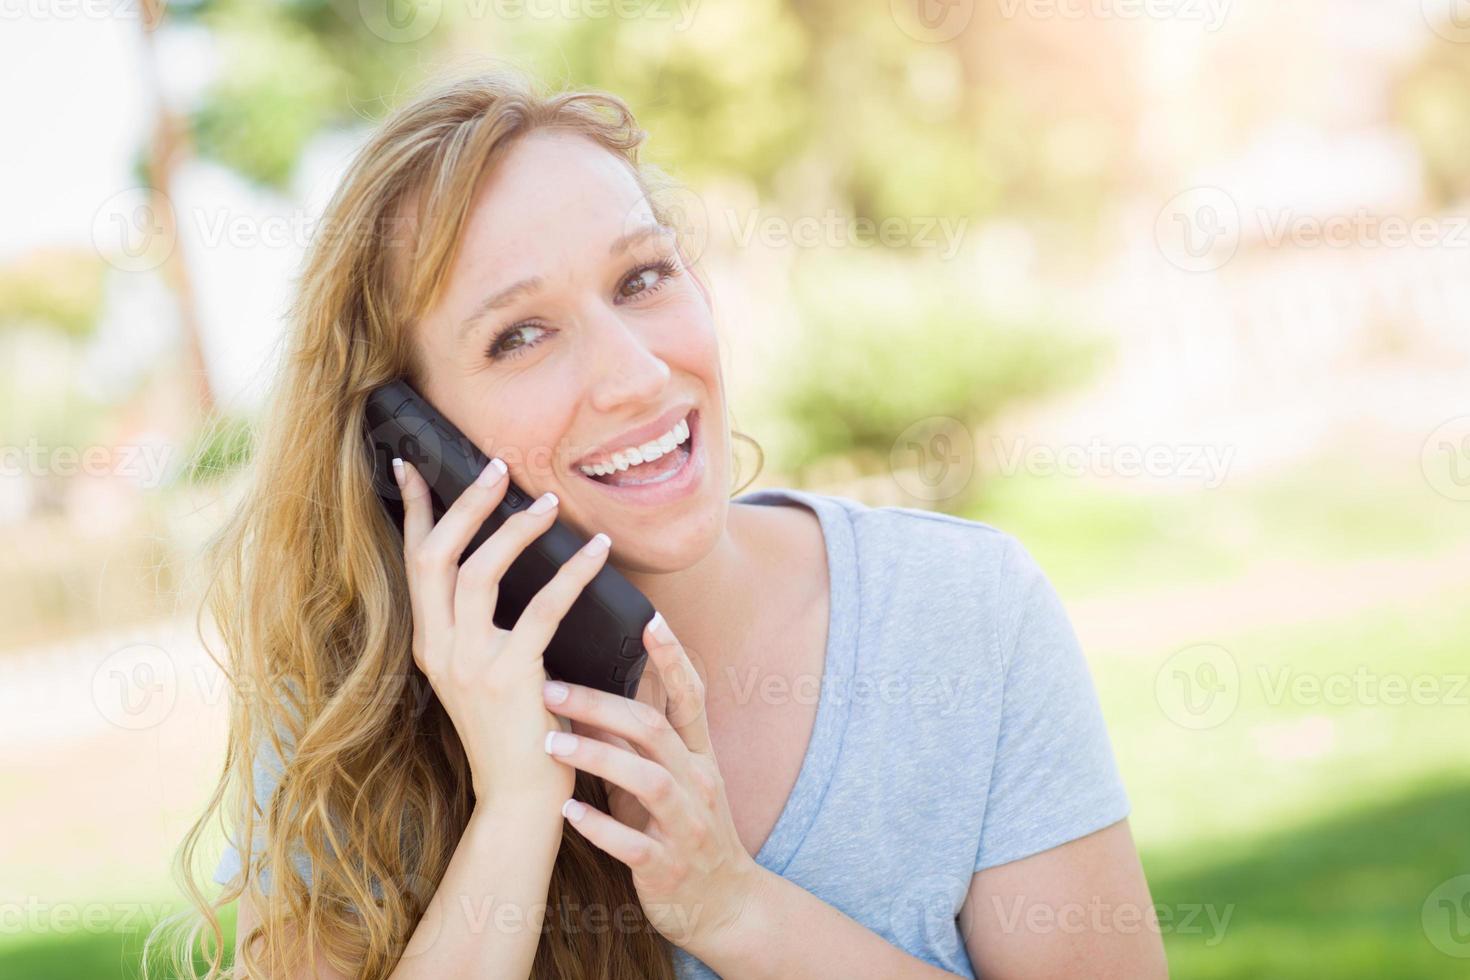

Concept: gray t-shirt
[[214, 486, 1131, 978]]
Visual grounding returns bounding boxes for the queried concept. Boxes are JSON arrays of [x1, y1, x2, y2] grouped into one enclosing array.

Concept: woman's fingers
[[560, 796, 663, 873], [543, 680, 688, 772], [503, 528, 615, 665], [415, 458, 512, 572], [546, 731, 700, 841], [414, 458, 517, 581], [452, 488, 560, 652], [398, 458, 509, 676], [643, 614, 713, 756], [395, 459, 450, 655]]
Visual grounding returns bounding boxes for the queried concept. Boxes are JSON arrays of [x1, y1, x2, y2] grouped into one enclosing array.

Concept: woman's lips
[[573, 410, 703, 506]]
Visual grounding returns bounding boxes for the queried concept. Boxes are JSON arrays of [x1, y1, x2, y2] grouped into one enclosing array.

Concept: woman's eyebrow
[[609, 222, 676, 255], [457, 276, 542, 345]]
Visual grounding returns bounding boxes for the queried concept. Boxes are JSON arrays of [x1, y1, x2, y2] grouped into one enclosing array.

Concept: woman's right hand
[[393, 455, 611, 813]]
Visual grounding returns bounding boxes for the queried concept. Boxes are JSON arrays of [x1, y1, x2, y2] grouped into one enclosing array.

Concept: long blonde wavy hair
[[146, 61, 760, 980]]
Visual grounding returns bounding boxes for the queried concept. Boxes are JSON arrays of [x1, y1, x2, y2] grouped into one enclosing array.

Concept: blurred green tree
[[769, 250, 1104, 478], [0, 249, 108, 339], [1395, 40, 1470, 206]]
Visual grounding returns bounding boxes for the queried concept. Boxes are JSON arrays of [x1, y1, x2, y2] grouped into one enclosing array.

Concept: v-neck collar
[[729, 486, 860, 875]]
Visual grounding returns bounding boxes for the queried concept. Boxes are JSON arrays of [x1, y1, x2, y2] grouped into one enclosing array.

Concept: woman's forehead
[[453, 136, 653, 271]]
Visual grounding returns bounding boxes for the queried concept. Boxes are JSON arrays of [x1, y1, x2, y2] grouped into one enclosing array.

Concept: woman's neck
[[616, 501, 775, 687]]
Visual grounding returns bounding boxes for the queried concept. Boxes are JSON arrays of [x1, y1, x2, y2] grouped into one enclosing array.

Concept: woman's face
[[408, 129, 730, 573]]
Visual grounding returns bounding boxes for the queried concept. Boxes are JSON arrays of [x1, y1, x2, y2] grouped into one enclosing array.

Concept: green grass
[[10, 783, 1465, 979], [0, 903, 237, 980], [965, 445, 1470, 598], [1148, 778, 1470, 979], [1097, 595, 1470, 854]]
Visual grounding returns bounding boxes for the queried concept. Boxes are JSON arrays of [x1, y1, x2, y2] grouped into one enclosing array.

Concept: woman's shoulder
[[740, 485, 1035, 591], [740, 486, 1056, 670]]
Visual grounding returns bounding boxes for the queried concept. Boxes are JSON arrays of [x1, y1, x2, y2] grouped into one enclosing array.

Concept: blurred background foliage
[[0, 249, 109, 340], [2, 1, 1469, 978], [772, 250, 1104, 472]]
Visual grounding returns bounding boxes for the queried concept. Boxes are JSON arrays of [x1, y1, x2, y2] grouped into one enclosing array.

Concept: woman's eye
[[485, 259, 679, 362], [487, 322, 546, 360], [618, 258, 679, 300]]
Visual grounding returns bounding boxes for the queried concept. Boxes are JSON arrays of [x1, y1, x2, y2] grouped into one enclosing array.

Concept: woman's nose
[[581, 308, 671, 413]]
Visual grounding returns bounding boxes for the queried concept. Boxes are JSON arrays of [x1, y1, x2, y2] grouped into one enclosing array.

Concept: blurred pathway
[[1069, 542, 1470, 657]]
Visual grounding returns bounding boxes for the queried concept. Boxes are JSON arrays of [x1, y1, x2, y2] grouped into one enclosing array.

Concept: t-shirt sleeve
[[212, 721, 317, 894], [973, 534, 1131, 872]]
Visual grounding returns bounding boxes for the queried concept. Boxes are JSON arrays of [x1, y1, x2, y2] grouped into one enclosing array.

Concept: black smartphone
[[363, 380, 652, 698]]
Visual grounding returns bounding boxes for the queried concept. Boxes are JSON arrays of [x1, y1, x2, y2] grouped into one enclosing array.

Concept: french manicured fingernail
[[529, 491, 558, 514], [582, 532, 610, 556], [543, 680, 569, 704], [545, 731, 577, 756], [562, 798, 587, 822], [391, 457, 404, 488], [647, 611, 670, 638], [475, 457, 508, 486]]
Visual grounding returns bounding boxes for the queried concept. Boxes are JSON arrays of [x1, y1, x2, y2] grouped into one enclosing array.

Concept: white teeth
[[578, 414, 692, 478]]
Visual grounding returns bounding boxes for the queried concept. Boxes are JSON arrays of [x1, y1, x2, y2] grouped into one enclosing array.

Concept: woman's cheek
[[665, 303, 722, 372]]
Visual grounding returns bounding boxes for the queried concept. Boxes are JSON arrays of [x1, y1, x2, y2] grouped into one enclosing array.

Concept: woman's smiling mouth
[[576, 411, 691, 483], [573, 409, 703, 504]]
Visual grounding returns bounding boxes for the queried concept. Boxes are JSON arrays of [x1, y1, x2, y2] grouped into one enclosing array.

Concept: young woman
[[155, 63, 1167, 980]]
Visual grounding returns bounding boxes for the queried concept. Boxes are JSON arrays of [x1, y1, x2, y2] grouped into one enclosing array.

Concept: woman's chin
[[592, 494, 729, 576], [563, 409, 732, 569]]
